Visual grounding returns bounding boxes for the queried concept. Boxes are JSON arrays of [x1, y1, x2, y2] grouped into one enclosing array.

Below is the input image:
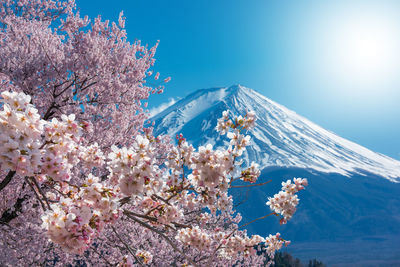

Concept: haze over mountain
[[151, 85, 400, 266]]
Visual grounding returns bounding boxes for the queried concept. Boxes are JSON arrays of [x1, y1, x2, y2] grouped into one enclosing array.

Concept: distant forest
[[273, 252, 326, 267]]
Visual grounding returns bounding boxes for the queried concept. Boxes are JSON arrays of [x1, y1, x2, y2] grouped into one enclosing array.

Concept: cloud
[[149, 97, 179, 117]]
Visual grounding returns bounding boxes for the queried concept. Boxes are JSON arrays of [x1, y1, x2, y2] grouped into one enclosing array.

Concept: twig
[[205, 227, 238, 266], [43, 101, 57, 120], [24, 177, 46, 211], [124, 209, 190, 229], [145, 188, 189, 216], [119, 196, 131, 206], [233, 189, 250, 208], [152, 194, 168, 204], [206, 213, 275, 265], [238, 212, 274, 230], [0, 220, 12, 228], [124, 211, 199, 267], [125, 210, 158, 222], [111, 226, 145, 267], [30, 176, 51, 210], [230, 180, 272, 189]]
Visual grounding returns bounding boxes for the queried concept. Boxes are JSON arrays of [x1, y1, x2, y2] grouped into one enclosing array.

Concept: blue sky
[[77, 0, 400, 159]]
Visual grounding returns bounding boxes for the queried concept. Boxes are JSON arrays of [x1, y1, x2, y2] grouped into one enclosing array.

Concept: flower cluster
[[220, 234, 265, 258], [176, 226, 212, 251], [41, 114, 83, 182], [107, 135, 162, 196], [216, 110, 233, 135], [140, 197, 184, 225], [264, 233, 290, 266], [79, 142, 105, 170], [216, 110, 256, 134], [41, 174, 119, 254], [0, 91, 44, 176], [156, 204, 184, 225], [217, 110, 255, 157], [240, 162, 261, 183], [188, 144, 233, 189], [165, 136, 194, 186], [266, 178, 308, 224]]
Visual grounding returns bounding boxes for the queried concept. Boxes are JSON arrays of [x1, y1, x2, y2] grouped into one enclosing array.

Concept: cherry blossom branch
[[151, 194, 168, 204], [30, 176, 51, 210], [124, 211, 199, 267], [124, 209, 158, 222], [54, 78, 76, 98], [124, 209, 191, 229], [38, 40, 62, 79], [0, 195, 29, 224], [119, 196, 131, 206], [111, 226, 145, 267], [205, 227, 238, 266], [43, 101, 57, 120], [207, 213, 276, 265], [45, 183, 67, 198], [144, 186, 190, 216], [0, 170, 16, 192], [230, 180, 272, 189], [24, 177, 46, 211], [238, 212, 275, 230]]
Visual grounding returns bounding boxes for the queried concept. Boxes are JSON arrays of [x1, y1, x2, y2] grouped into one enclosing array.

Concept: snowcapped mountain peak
[[151, 85, 400, 182]]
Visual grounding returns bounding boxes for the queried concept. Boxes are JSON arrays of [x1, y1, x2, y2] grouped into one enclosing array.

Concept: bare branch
[[24, 176, 46, 211], [124, 209, 190, 229], [30, 176, 51, 210], [238, 212, 275, 230], [230, 180, 272, 189], [0, 170, 16, 192]]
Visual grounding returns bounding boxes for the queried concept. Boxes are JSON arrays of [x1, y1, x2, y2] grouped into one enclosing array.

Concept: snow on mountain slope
[[151, 85, 400, 182]]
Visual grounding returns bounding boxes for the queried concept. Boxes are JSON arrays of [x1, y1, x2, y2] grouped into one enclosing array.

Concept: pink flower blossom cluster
[[176, 226, 212, 251], [220, 233, 265, 258], [241, 162, 261, 183], [264, 233, 291, 266], [267, 178, 308, 224], [41, 114, 83, 182], [107, 135, 163, 196], [0, 91, 43, 176], [217, 110, 256, 134], [189, 143, 233, 189], [41, 174, 119, 254], [79, 142, 105, 170]]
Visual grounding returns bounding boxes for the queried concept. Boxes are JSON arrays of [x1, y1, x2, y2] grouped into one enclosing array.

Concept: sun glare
[[342, 23, 392, 72], [319, 12, 400, 90]]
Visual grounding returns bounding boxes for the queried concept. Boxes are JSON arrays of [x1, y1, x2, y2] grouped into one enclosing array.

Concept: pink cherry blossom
[[0, 1, 308, 266]]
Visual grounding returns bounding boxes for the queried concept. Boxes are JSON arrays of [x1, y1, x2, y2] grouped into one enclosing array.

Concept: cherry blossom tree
[[0, 1, 307, 266]]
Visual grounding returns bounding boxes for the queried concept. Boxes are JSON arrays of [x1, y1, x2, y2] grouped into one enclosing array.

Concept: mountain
[[152, 85, 400, 181], [151, 85, 400, 266]]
